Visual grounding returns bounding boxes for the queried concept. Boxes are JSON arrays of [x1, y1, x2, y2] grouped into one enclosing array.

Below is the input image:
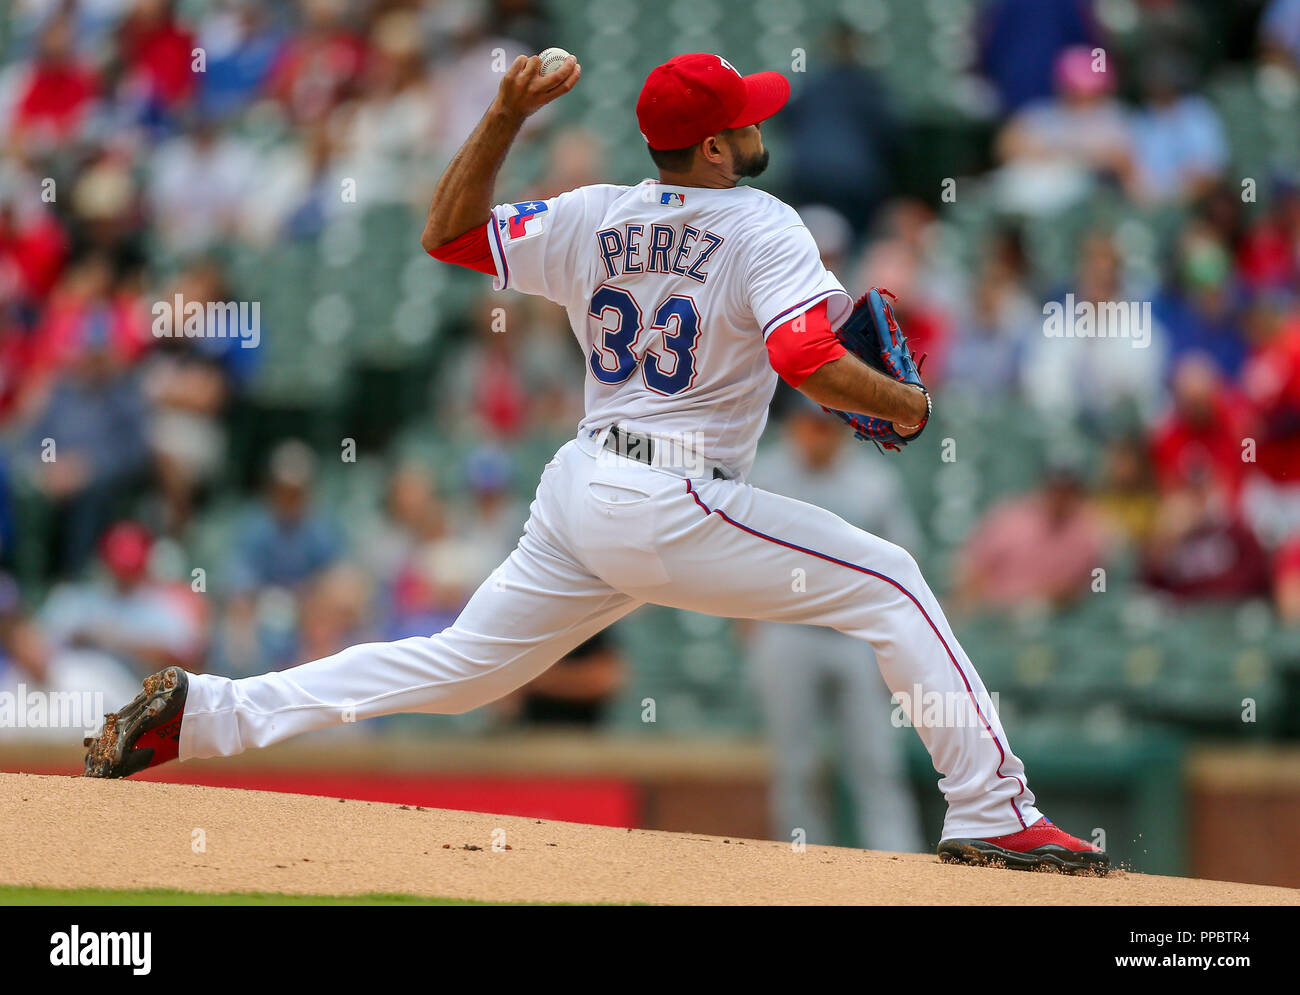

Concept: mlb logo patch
[[660, 191, 686, 207], [506, 201, 549, 240]]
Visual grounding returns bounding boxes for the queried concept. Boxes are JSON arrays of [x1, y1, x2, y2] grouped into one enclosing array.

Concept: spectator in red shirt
[[265, 0, 368, 125], [1274, 535, 1300, 623], [10, 16, 99, 151], [117, 0, 199, 112], [1140, 467, 1271, 602], [1150, 353, 1252, 501], [1242, 297, 1300, 486], [0, 197, 69, 307], [1240, 296, 1300, 549], [852, 200, 956, 384], [0, 324, 34, 423], [22, 255, 151, 401], [1237, 178, 1300, 293], [437, 296, 531, 440]]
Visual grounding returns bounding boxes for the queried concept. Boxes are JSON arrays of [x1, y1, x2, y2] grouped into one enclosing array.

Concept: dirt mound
[[2, 773, 1295, 905]]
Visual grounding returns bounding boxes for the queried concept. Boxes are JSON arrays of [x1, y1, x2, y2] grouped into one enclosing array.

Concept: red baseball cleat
[[938, 817, 1109, 874], [83, 667, 188, 779]]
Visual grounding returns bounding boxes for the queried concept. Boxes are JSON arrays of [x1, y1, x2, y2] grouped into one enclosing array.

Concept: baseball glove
[[823, 287, 931, 452]]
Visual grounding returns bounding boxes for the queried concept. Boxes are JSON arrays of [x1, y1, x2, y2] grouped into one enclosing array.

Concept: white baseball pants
[[181, 429, 1042, 839]]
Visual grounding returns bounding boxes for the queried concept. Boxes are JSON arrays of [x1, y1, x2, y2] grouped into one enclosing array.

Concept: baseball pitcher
[[84, 51, 1107, 873]]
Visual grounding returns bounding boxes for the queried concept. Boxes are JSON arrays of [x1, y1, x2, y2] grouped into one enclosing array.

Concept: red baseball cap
[[100, 521, 153, 579], [636, 53, 790, 151]]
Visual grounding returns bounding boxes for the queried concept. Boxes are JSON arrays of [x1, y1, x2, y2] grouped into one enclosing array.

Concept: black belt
[[603, 426, 727, 480]]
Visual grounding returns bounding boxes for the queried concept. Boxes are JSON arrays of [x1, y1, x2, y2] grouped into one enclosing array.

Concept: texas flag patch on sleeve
[[502, 201, 549, 241]]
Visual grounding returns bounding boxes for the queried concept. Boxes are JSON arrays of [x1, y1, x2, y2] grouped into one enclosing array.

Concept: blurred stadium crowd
[[0, 0, 1298, 748]]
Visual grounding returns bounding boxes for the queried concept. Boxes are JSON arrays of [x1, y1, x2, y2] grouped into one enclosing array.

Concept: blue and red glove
[[822, 288, 931, 452]]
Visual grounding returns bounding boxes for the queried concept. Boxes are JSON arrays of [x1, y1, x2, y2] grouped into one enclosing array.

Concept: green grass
[[0, 885, 569, 906]]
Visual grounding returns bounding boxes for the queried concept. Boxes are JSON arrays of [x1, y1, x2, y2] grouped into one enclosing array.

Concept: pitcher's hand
[[495, 54, 581, 121]]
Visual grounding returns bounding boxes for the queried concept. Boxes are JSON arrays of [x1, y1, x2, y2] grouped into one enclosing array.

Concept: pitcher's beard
[[734, 146, 770, 178]]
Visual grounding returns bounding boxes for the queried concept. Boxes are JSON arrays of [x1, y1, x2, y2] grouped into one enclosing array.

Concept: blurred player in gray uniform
[[748, 398, 924, 851]]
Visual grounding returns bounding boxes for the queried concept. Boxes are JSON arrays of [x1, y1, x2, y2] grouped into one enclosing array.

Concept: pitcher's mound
[[2, 773, 1294, 905]]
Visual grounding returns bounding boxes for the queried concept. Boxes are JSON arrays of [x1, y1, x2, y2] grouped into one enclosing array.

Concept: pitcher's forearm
[[798, 353, 929, 426], [421, 102, 525, 251], [421, 53, 581, 252]]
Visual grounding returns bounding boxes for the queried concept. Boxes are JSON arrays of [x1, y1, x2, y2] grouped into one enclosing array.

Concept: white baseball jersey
[[485, 181, 853, 476]]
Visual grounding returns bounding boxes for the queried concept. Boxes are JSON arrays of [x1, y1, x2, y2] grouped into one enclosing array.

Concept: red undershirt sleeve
[[427, 222, 496, 276], [764, 299, 847, 388]]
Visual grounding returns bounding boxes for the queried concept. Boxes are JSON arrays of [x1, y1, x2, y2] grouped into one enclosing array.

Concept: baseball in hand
[[538, 47, 573, 76]]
